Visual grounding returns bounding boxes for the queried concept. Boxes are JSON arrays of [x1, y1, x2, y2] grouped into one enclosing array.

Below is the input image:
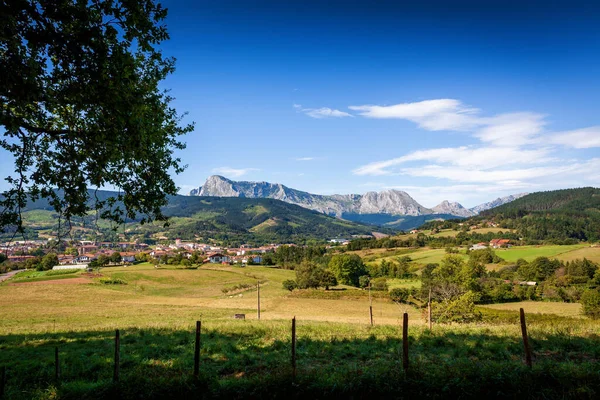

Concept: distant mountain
[[433, 200, 475, 217], [342, 213, 460, 231], [189, 176, 530, 227], [469, 193, 528, 214], [191, 175, 432, 217]]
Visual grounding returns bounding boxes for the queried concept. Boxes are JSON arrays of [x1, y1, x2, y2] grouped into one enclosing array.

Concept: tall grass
[[1, 317, 599, 399]]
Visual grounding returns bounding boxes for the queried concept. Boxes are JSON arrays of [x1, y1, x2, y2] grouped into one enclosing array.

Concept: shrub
[[389, 288, 409, 303], [358, 275, 370, 289], [99, 277, 127, 285], [371, 277, 388, 291], [282, 280, 298, 292], [432, 291, 482, 323], [46, 269, 79, 276]]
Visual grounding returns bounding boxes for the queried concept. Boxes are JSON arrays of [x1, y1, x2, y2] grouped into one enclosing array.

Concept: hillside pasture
[[2, 262, 600, 399], [480, 301, 583, 318], [554, 246, 600, 264], [494, 244, 586, 262]]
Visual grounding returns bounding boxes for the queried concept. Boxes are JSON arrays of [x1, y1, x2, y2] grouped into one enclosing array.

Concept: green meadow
[[1, 262, 600, 399]]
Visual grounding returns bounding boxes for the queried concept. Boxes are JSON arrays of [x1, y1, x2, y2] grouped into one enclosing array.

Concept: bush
[[46, 269, 79, 276], [99, 277, 127, 285], [432, 291, 482, 323], [389, 288, 409, 303], [371, 277, 388, 291], [282, 280, 298, 292], [358, 275, 370, 289]]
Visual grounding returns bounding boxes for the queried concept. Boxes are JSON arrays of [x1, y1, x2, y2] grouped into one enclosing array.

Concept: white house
[[208, 253, 230, 264]]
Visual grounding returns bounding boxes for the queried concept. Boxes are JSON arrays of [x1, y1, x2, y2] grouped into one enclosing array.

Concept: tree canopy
[[1, 0, 193, 235]]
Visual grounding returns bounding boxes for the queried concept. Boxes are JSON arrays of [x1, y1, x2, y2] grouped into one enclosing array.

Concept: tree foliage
[[328, 254, 367, 287], [1, 0, 194, 234]]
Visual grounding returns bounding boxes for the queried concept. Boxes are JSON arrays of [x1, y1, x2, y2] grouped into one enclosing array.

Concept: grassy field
[[2, 263, 600, 399], [359, 243, 598, 269], [555, 246, 600, 264], [480, 301, 583, 318], [494, 244, 587, 262]]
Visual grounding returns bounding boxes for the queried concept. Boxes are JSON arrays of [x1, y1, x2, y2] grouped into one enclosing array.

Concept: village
[[0, 238, 292, 270]]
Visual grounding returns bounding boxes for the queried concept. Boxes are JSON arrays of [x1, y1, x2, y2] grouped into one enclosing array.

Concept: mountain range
[[190, 175, 527, 223]]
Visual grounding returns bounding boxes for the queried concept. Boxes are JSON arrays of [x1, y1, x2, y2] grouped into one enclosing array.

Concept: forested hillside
[[423, 188, 600, 243], [2, 192, 387, 245]]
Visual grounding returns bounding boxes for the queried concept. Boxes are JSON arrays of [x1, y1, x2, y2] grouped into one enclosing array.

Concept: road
[[0, 269, 24, 283]]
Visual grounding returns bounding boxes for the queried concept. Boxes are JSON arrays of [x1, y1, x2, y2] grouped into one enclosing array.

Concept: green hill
[[481, 187, 600, 216], [422, 187, 600, 243], [4, 192, 390, 245]]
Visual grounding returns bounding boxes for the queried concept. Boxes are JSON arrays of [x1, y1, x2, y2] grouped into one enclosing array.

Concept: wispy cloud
[[548, 126, 600, 148], [294, 104, 353, 119], [353, 146, 554, 176], [294, 157, 315, 161], [348, 98, 599, 198], [212, 167, 258, 178], [349, 99, 547, 146]]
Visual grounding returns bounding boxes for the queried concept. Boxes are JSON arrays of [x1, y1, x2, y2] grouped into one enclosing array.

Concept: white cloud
[[349, 99, 479, 131], [399, 158, 600, 183], [211, 167, 258, 178], [294, 104, 353, 119], [353, 146, 553, 176], [294, 157, 314, 161], [475, 112, 546, 146], [548, 126, 600, 148], [349, 99, 548, 146]]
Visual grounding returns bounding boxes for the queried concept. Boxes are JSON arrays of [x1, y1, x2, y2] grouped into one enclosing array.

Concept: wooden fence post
[[194, 321, 201, 377], [0, 366, 5, 398], [291, 317, 296, 379], [369, 282, 373, 326], [257, 281, 261, 320], [428, 288, 432, 330], [113, 329, 120, 383], [402, 313, 409, 371], [55, 347, 60, 382], [520, 308, 532, 368]]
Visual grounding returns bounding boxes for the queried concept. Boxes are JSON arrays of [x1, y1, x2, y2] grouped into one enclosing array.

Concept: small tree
[[328, 254, 367, 287], [359, 275, 370, 289], [110, 252, 122, 265], [38, 253, 59, 271], [282, 280, 298, 292], [581, 289, 600, 319], [319, 270, 338, 290], [295, 261, 323, 289]]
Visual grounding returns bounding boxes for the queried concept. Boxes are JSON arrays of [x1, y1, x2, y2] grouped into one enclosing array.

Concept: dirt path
[[0, 269, 24, 283]]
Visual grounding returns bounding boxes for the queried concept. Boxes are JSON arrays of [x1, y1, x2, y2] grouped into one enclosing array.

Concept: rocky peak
[[432, 200, 475, 217]]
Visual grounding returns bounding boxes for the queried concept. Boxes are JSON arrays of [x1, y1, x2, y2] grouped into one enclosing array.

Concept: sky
[[2, 0, 600, 208]]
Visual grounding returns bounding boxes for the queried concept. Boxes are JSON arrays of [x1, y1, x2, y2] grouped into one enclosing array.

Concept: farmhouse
[[207, 253, 230, 264], [490, 239, 511, 249]]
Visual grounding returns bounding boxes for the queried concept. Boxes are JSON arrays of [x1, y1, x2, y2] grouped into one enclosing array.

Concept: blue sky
[[2, 0, 600, 208]]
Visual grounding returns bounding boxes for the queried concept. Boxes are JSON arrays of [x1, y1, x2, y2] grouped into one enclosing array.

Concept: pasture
[[494, 244, 588, 262], [2, 263, 600, 399]]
